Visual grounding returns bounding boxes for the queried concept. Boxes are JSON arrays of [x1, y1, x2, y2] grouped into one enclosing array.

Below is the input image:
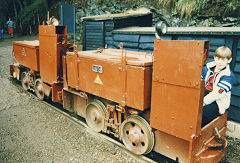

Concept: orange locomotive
[[9, 21, 228, 163]]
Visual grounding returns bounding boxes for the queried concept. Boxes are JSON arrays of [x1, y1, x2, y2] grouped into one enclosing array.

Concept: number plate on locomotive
[[92, 65, 103, 73]]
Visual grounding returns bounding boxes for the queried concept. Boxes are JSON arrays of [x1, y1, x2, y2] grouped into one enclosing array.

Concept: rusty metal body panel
[[66, 55, 78, 88], [154, 130, 190, 163], [52, 82, 63, 102], [153, 113, 227, 163], [62, 89, 75, 112], [62, 89, 88, 118], [66, 48, 152, 111], [74, 58, 124, 104], [192, 113, 227, 163], [13, 40, 39, 71], [126, 65, 152, 110], [151, 81, 205, 140], [150, 40, 209, 141], [39, 25, 66, 84]]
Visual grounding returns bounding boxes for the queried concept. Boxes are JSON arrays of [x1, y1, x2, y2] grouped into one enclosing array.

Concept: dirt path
[[0, 35, 239, 162]]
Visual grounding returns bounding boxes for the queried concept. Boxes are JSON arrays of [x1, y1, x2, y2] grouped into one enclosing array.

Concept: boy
[[201, 46, 234, 127]]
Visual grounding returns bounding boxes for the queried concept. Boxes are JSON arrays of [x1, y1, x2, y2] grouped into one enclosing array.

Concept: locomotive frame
[[9, 22, 228, 163]]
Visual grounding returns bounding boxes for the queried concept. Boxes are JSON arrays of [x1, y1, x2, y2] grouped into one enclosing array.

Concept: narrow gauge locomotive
[[9, 20, 228, 163]]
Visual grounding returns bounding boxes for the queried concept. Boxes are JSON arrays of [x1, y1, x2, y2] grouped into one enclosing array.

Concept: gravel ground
[[0, 35, 239, 163]]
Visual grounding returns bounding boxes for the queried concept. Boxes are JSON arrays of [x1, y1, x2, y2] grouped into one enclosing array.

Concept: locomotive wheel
[[120, 115, 154, 155], [85, 99, 107, 132], [34, 79, 45, 101], [21, 72, 30, 91]]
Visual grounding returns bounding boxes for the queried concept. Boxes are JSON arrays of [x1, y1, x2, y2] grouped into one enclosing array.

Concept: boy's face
[[214, 56, 232, 71]]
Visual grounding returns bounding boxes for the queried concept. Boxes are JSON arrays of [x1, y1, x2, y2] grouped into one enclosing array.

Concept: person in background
[[0, 21, 4, 39], [201, 46, 234, 127], [6, 18, 15, 38]]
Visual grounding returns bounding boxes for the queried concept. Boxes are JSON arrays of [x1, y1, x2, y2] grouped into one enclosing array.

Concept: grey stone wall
[[68, 0, 239, 47]]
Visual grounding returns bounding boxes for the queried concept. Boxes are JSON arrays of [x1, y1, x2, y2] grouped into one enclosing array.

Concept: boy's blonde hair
[[215, 46, 232, 59]]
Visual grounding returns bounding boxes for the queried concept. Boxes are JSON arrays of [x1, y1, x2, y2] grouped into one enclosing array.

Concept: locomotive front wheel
[[120, 115, 154, 155], [34, 79, 45, 101], [21, 72, 29, 91], [85, 99, 107, 132]]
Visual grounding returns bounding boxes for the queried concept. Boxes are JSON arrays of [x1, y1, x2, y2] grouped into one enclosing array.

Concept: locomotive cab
[[150, 40, 227, 163]]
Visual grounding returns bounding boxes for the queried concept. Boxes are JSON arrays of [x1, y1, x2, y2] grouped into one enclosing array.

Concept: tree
[[0, 0, 62, 35]]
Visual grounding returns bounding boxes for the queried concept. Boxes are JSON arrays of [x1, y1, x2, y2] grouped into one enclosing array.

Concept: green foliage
[[225, 0, 240, 15], [19, 0, 45, 26], [156, 0, 240, 18], [157, 0, 209, 18], [0, 0, 13, 24], [62, 0, 88, 8]]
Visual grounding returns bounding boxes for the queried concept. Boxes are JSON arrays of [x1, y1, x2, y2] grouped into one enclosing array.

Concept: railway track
[[37, 96, 159, 163], [9, 79, 175, 163]]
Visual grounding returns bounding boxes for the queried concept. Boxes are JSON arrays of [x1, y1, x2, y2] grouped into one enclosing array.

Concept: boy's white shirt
[[203, 61, 232, 114]]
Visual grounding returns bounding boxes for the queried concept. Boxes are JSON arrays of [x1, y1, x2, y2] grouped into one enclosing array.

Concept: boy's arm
[[203, 87, 227, 105], [203, 75, 234, 105]]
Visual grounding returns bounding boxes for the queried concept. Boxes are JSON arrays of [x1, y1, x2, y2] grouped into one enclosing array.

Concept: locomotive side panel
[[153, 130, 189, 163], [151, 81, 204, 140], [39, 34, 59, 84], [65, 49, 152, 110], [39, 25, 66, 84], [150, 40, 208, 141], [13, 41, 39, 71], [66, 55, 79, 88], [77, 58, 123, 104], [126, 65, 152, 110], [152, 40, 206, 89], [62, 89, 87, 118]]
